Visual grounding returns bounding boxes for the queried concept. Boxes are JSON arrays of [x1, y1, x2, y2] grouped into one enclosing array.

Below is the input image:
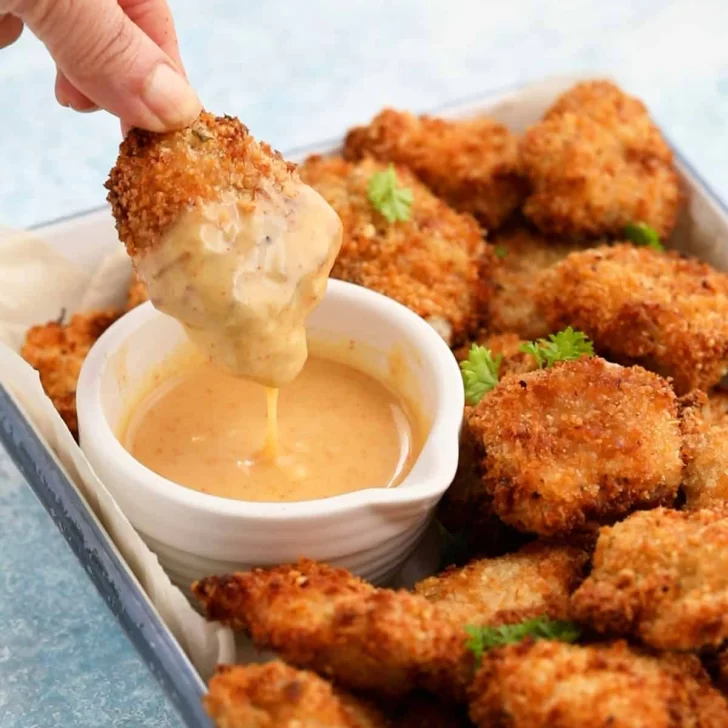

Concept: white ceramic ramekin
[[76, 279, 463, 588]]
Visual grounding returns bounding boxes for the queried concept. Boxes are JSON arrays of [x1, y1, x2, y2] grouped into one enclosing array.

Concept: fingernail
[[142, 63, 201, 130]]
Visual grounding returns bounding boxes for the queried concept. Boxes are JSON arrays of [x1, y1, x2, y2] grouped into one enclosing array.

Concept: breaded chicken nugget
[[571, 507, 728, 650], [703, 389, 728, 426], [126, 271, 149, 311], [21, 310, 120, 437], [299, 154, 491, 346], [468, 639, 728, 728], [106, 112, 295, 256], [680, 394, 728, 511], [107, 112, 342, 386], [486, 226, 585, 340], [192, 559, 473, 701], [205, 661, 389, 728], [465, 357, 683, 537], [520, 81, 682, 240], [343, 109, 525, 229], [538, 244, 728, 394], [415, 541, 588, 627]]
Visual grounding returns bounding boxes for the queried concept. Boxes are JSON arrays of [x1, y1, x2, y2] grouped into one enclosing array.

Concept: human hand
[[0, 0, 201, 132]]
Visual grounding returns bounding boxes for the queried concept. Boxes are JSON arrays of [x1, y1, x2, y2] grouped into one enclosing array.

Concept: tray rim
[[4, 76, 728, 725], [0, 384, 211, 728]]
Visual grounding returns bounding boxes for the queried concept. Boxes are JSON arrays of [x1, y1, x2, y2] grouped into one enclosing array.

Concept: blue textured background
[[1, 1, 727, 725]]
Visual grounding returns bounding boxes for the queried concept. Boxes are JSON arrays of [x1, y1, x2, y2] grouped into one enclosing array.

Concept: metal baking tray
[[1, 76, 726, 727]]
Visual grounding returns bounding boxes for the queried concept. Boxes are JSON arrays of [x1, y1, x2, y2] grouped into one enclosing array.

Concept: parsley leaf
[[465, 617, 582, 665], [367, 164, 413, 223], [519, 327, 594, 369], [494, 245, 508, 259], [460, 344, 501, 405], [624, 221, 664, 252]]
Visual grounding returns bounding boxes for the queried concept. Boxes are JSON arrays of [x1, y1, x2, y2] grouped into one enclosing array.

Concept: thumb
[[12, 0, 201, 131]]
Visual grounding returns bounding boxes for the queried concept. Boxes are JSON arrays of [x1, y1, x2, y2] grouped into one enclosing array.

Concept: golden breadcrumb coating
[[204, 662, 389, 728], [106, 111, 296, 256], [299, 154, 492, 346], [571, 507, 728, 650], [702, 390, 728, 426], [487, 225, 585, 340], [126, 271, 149, 311], [343, 109, 525, 229], [538, 244, 728, 394], [520, 81, 682, 240], [465, 357, 682, 537], [414, 541, 588, 627], [439, 336, 537, 556], [20, 310, 120, 438], [468, 639, 728, 728], [192, 559, 473, 701], [680, 392, 728, 511], [545, 81, 674, 159]]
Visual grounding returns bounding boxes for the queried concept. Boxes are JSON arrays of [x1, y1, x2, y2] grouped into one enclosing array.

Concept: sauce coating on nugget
[[300, 154, 492, 346], [465, 357, 682, 537], [571, 507, 728, 650], [520, 80, 682, 240], [538, 244, 728, 394], [344, 109, 525, 229]]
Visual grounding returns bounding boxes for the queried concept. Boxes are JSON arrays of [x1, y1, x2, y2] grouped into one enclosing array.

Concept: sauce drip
[[136, 181, 342, 389], [261, 387, 279, 461], [123, 354, 421, 502]]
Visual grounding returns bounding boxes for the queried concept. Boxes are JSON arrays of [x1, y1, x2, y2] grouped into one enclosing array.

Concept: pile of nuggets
[[21, 79, 728, 726]]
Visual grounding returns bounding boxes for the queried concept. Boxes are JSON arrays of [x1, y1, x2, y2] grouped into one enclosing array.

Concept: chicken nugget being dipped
[[106, 112, 342, 388]]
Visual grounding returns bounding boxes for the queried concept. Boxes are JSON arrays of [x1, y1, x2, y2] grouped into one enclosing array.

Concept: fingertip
[[139, 63, 202, 131], [0, 14, 24, 49]]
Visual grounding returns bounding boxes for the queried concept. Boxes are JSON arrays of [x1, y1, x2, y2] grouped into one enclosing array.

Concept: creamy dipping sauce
[[136, 180, 342, 389], [122, 351, 422, 502]]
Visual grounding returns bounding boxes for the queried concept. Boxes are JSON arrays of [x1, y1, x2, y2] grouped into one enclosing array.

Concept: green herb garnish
[[465, 617, 582, 665], [520, 327, 594, 369], [460, 344, 501, 405], [494, 245, 508, 259], [367, 164, 413, 223], [624, 221, 664, 251]]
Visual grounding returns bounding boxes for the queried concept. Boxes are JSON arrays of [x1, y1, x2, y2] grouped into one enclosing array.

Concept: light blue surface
[[1, 0, 728, 724]]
